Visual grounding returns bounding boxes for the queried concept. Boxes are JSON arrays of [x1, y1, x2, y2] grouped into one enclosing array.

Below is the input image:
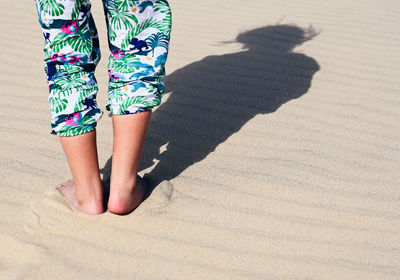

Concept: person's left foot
[[107, 176, 148, 215]]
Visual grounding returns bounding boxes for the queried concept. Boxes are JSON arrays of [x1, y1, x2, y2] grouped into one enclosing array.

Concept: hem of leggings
[[105, 104, 156, 115], [52, 124, 97, 137]]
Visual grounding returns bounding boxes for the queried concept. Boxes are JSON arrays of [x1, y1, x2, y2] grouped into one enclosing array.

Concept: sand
[[1, 0, 399, 279]]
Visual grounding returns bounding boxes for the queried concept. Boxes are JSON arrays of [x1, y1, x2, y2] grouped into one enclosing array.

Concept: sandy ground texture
[[1, 0, 399, 279]]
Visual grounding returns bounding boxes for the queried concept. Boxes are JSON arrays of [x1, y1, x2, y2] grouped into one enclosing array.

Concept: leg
[[103, 0, 172, 214], [107, 111, 151, 214], [35, 0, 104, 214], [59, 130, 104, 214]]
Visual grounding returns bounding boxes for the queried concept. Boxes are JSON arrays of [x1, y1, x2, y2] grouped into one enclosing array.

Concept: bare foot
[[107, 176, 148, 215], [57, 180, 104, 215], [58, 180, 80, 209]]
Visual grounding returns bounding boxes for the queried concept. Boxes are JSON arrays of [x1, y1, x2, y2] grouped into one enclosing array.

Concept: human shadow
[[101, 24, 320, 195]]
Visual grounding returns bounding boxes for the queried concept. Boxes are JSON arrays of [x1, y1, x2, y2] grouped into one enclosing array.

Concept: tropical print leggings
[[35, 0, 172, 136]]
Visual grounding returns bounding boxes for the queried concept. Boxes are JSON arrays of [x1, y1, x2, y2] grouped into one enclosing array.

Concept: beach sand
[[0, 0, 399, 279]]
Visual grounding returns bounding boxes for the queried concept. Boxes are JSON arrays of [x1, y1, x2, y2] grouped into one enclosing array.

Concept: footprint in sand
[[24, 184, 95, 235], [24, 180, 175, 234], [132, 180, 175, 216]]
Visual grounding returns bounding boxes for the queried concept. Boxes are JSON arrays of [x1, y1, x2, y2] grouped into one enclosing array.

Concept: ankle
[[74, 182, 104, 212], [79, 202, 104, 215], [110, 174, 138, 193]]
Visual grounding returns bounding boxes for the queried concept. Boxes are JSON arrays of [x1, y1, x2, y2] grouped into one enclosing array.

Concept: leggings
[[35, 0, 172, 136]]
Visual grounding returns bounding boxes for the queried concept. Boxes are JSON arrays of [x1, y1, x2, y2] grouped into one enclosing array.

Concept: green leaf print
[[80, 114, 97, 126], [49, 97, 68, 114], [74, 87, 97, 111], [114, 0, 129, 11], [109, 6, 138, 31], [51, 25, 92, 54], [109, 56, 141, 74], [114, 0, 139, 11], [38, 0, 65, 16], [69, 35, 92, 53], [72, 25, 92, 53], [121, 96, 154, 113], [121, 18, 169, 49], [56, 76, 86, 97], [154, 0, 171, 27], [61, 64, 82, 76], [109, 60, 130, 74], [109, 87, 128, 104], [109, 28, 117, 42], [50, 33, 68, 52], [71, 0, 85, 20]]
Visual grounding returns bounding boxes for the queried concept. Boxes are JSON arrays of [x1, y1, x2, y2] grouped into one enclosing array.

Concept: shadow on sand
[[101, 24, 320, 199]]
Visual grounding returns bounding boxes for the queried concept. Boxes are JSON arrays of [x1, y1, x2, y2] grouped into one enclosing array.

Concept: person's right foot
[[107, 176, 148, 215], [58, 180, 105, 215]]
